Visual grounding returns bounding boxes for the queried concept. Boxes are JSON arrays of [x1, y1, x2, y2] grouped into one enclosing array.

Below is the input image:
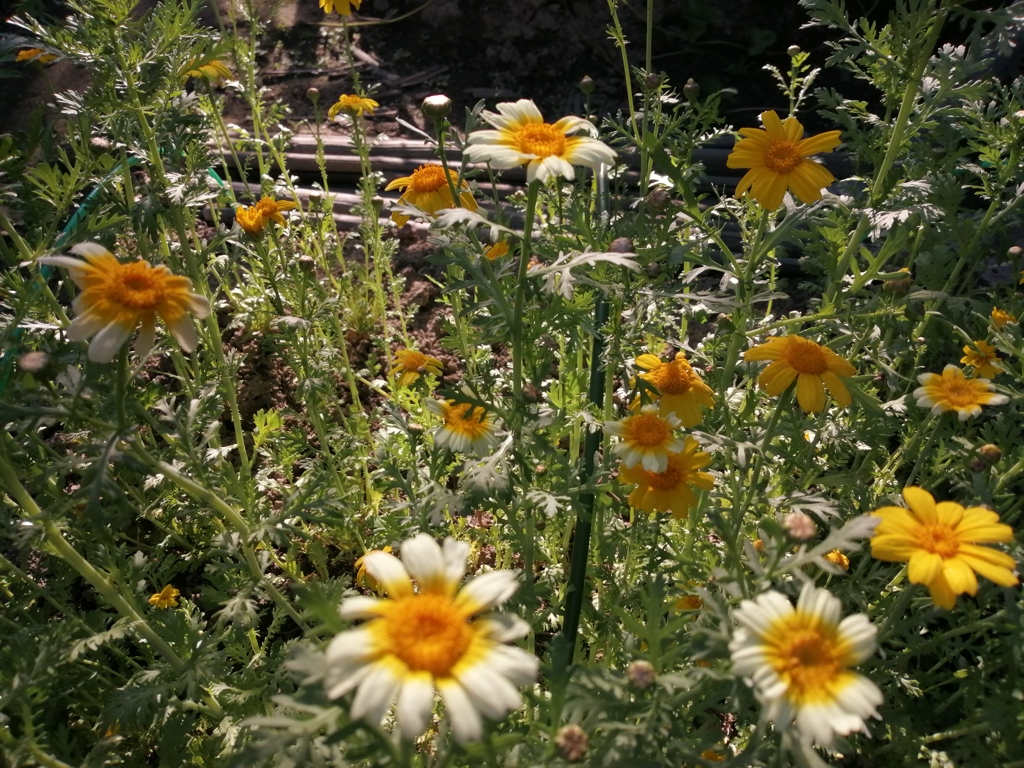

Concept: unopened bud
[[555, 724, 589, 762], [306, 87, 320, 103], [422, 94, 452, 121], [645, 187, 671, 212], [1008, 245, 1022, 259], [787, 44, 802, 57], [609, 237, 633, 253], [18, 351, 50, 373], [978, 444, 1002, 465], [90, 136, 112, 152], [646, 262, 660, 277], [626, 659, 656, 689], [967, 457, 988, 473], [297, 254, 316, 272], [782, 511, 816, 541], [407, 422, 425, 435], [643, 72, 661, 90], [579, 75, 595, 95], [534, 464, 547, 476], [370, 195, 385, 214], [683, 78, 700, 102]]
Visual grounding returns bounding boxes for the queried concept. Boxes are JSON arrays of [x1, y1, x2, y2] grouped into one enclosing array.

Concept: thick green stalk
[[511, 182, 541, 403]]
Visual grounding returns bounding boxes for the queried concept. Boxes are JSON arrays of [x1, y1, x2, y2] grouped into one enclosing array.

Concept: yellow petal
[[902, 486, 938, 523]]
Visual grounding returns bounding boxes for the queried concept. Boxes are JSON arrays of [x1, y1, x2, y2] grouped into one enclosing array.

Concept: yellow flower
[[16, 48, 58, 64], [181, 58, 232, 82], [960, 340, 1002, 379], [914, 364, 1008, 420], [871, 486, 1018, 610], [427, 399, 501, 456], [744, 334, 856, 413], [37, 243, 211, 363], [618, 436, 714, 518], [355, 545, 393, 590], [605, 404, 685, 473], [726, 110, 842, 210], [991, 306, 1016, 329], [392, 348, 443, 386], [700, 750, 727, 763], [320, 0, 362, 14], [464, 98, 616, 183], [634, 351, 715, 426], [484, 240, 509, 260], [675, 594, 703, 612], [235, 196, 298, 234], [824, 549, 850, 571], [327, 93, 378, 118], [324, 534, 538, 743], [384, 165, 478, 227], [729, 583, 882, 746], [148, 585, 180, 609]]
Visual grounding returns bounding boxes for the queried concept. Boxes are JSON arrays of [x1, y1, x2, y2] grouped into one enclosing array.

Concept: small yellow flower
[[617, 436, 714, 518], [320, 0, 362, 15], [726, 110, 842, 210], [181, 58, 232, 82], [744, 334, 856, 413], [484, 240, 509, 260], [914, 364, 1008, 420], [384, 164, 478, 227], [354, 545, 392, 590], [871, 486, 1018, 610], [148, 585, 180, 609], [427, 398, 501, 456], [235, 196, 298, 235], [824, 549, 850, 571], [991, 306, 1016, 329], [752, 539, 766, 553], [16, 48, 58, 64], [605, 404, 685, 473], [392, 348, 443, 386], [37, 243, 211, 363], [327, 93, 378, 118], [700, 750, 727, 763], [634, 351, 715, 426], [960, 340, 1002, 379], [675, 595, 703, 611]]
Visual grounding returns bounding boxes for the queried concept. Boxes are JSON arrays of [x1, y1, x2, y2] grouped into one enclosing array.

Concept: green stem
[[511, 182, 541, 404]]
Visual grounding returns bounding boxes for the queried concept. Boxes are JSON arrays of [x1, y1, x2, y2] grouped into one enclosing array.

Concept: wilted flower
[[327, 93, 378, 118], [235, 196, 298, 235], [824, 549, 850, 571], [324, 534, 538, 743], [914, 365, 1008, 420], [37, 243, 210, 363], [484, 240, 510, 260], [181, 58, 232, 82]]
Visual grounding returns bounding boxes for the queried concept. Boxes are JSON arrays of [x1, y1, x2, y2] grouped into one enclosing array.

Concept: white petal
[[338, 596, 384, 621], [457, 570, 518, 613], [187, 293, 211, 319], [350, 664, 400, 726], [325, 662, 374, 700], [456, 664, 523, 719], [326, 627, 376, 663], [477, 643, 539, 687], [87, 322, 133, 363], [442, 538, 470, 584], [437, 679, 484, 743], [65, 310, 108, 341], [134, 321, 157, 359], [362, 550, 413, 597], [477, 612, 531, 643], [836, 614, 877, 664], [166, 316, 198, 353], [396, 674, 436, 740], [69, 242, 113, 259], [400, 533, 447, 590]]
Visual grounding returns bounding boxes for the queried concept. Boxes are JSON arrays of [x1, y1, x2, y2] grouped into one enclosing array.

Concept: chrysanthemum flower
[[484, 240, 509, 260], [16, 48, 58, 64], [726, 110, 842, 210], [634, 351, 715, 426], [37, 243, 211, 363], [605, 404, 685, 473], [617, 436, 714, 518], [320, 0, 362, 15], [914, 364, 1008, 420], [427, 399, 501, 456], [355, 546, 393, 591], [148, 585, 180, 609], [324, 534, 538, 743], [327, 93, 378, 119], [385, 165, 478, 227], [991, 306, 1016, 329], [825, 550, 850, 571], [235, 196, 298, 235], [729, 583, 883, 747], [960, 340, 1002, 379], [181, 58, 232, 82], [870, 486, 1018, 610], [464, 99, 616, 183], [392, 348, 443, 386], [744, 334, 856, 413]]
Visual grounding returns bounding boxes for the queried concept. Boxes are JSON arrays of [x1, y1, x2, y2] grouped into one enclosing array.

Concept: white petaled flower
[[729, 583, 883, 747], [604, 404, 684, 473], [427, 398, 502, 456], [324, 534, 539, 743], [463, 99, 616, 184]]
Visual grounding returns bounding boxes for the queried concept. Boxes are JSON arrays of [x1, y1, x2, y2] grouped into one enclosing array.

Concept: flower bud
[[643, 72, 661, 90], [18, 351, 50, 374], [782, 511, 816, 541], [421, 94, 452, 121], [90, 136, 112, 152], [555, 724, 589, 762], [626, 659, 656, 689], [683, 78, 700, 102], [297, 254, 317, 272], [306, 87, 320, 103], [978, 444, 1002, 465], [787, 44, 802, 57], [609, 237, 634, 253], [579, 75, 595, 95], [645, 187, 671, 212], [1008, 245, 1022, 259]]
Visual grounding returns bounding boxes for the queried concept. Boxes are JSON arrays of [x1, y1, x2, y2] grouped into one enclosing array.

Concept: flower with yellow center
[[327, 93, 378, 118], [484, 240, 509, 260], [824, 549, 850, 571], [870, 486, 1018, 610], [605, 404, 685, 473], [355, 546, 393, 591], [914, 364, 1008, 420], [617, 436, 714, 518], [991, 306, 1016, 329], [729, 583, 882, 747], [675, 594, 703, 612], [385, 165, 478, 227], [960, 340, 1002, 379], [744, 334, 856, 413], [634, 351, 715, 426], [464, 99, 616, 183], [148, 585, 180, 609], [16, 48, 58, 64], [181, 58, 232, 82], [319, 0, 362, 15], [235, 196, 298, 235], [392, 348, 444, 386], [726, 110, 842, 210], [427, 398, 501, 456], [324, 534, 539, 743], [37, 243, 211, 363]]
